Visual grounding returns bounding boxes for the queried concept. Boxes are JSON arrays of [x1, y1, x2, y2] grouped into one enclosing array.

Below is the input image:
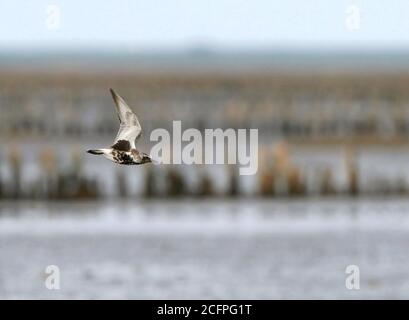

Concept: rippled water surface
[[1, 198, 409, 299]]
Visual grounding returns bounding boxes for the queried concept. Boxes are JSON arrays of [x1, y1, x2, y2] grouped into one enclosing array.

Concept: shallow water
[[1, 198, 409, 299]]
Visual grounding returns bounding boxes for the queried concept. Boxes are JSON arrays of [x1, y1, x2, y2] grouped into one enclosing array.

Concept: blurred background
[[2, 0, 409, 299]]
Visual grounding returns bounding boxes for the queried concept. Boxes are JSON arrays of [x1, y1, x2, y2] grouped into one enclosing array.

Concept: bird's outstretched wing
[[110, 88, 142, 150]]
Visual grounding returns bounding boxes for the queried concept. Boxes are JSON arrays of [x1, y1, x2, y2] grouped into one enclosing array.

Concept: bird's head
[[141, 153, 153, 164]]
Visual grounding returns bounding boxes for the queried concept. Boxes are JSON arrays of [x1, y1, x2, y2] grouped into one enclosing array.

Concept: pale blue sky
[[1, 0, 409, 50]]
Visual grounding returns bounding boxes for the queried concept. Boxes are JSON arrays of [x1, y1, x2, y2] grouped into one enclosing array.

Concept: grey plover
[[87, 89, 153, 165]]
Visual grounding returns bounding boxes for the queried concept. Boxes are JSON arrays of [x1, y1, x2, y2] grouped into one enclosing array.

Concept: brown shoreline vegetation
[[1, 70, 409, 200]]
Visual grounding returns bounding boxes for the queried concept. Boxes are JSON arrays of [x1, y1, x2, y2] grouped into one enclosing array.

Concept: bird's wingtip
[[109, 88, 121, 105]]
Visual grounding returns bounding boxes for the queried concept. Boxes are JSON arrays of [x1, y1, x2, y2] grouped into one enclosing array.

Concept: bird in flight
[[87, 89, 153, 165]]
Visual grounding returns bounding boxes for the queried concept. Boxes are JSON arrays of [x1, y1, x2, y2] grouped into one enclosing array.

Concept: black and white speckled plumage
[[87, 89, 153, 166], [110, 147, 151, 165]]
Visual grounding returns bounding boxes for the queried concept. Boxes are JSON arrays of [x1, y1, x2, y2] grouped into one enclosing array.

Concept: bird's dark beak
[[142, 154, 154, 164]]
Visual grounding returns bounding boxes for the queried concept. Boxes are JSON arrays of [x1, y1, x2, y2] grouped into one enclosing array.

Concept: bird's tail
[[87, 149, 104, 155]]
